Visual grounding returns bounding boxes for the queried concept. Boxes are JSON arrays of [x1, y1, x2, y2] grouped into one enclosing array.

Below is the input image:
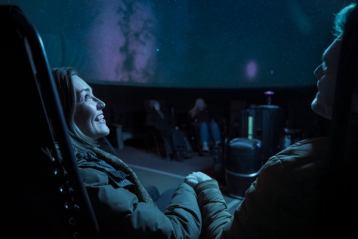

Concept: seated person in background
[[188, 98, 222, 152], [185, 3, 357, 239], [52, 67, 205, 238], [145, 99, 193, 160], [145, 99, 175, 158]]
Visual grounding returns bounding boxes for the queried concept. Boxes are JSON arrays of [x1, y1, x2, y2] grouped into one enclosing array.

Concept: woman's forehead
[[73, 75, 91, 92]]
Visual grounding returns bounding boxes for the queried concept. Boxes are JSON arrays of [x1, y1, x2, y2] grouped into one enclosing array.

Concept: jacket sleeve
[[195, 180, 233, 239], [197, 140, 324, 239], [80, 167, 202, 239], [195, 158, 285, 239], [220, 157, 285, 239], [224, 144, 322, 239]]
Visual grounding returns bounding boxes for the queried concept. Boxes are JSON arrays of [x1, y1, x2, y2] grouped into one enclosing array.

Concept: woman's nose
[[96, 98, 106, 110]]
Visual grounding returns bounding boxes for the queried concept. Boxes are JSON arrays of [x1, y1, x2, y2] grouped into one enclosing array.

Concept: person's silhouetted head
[[311, 3, 357, 120], [195, 98, 207, 111]]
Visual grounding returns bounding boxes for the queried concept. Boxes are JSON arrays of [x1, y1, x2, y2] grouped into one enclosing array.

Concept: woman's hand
[[185, 171, 213, 187]]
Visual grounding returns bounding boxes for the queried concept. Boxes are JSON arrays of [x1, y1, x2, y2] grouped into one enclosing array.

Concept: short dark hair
[[333, 3, 357, 37]]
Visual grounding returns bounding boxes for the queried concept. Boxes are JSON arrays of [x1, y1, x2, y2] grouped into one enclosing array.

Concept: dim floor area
[[116, 144, 243, 214]]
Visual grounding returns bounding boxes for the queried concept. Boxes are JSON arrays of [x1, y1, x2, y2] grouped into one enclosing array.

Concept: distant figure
[[189, 98, 222, 152], [145, 99, 175, 158], [145, 99, 192, 160]]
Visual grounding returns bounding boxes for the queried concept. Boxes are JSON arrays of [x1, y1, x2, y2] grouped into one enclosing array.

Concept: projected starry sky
[[2, 0, 349, 88]]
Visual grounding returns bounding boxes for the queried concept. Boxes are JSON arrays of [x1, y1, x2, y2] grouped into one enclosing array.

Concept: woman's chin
[[101, 126, 110, 137], [92, 126, 110, 139]]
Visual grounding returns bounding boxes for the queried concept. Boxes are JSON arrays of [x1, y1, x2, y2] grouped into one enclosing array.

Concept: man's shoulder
[[263, 137, 329, 170], [284, 137, 329, 158], [290, 137, 330, 147]]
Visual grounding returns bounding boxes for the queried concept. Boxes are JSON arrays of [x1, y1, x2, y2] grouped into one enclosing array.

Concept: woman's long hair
[[52, 67, 98, 151]]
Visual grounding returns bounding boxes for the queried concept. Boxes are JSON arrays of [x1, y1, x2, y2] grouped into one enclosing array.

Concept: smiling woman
[[72, 74, 110, 139], [51, 67, 205, 238]]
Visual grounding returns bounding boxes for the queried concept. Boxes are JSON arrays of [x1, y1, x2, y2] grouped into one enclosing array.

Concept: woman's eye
[[84, 94, 91, 101]]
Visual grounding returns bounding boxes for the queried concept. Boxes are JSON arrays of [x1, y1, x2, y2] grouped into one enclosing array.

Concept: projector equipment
[[224, 91, 283, 197], [225, 138, 263, 197], [241, 103, 284, 160], [242, 91, 284, 159]]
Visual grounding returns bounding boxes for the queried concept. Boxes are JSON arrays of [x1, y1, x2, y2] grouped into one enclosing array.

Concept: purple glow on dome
[[245, 61, 258, 79], [86, 0, 158, 83]]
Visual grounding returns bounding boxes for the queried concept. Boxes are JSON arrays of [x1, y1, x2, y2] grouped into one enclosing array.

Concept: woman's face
[[311, 37, 342, 119], [73, 75, 110, 139]]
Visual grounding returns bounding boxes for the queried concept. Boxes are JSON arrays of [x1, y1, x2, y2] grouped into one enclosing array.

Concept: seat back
[[1, 5, 99, 239], [321, 6, 358, 238]]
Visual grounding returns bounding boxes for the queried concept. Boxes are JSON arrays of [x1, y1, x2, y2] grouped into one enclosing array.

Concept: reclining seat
[[319, 6, 357, 238], [1, 5, 99, 239]]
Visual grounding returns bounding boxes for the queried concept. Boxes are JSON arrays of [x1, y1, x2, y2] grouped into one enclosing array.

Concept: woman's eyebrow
[[76, 88, 91, 100], [79, 88, 91, 94]]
